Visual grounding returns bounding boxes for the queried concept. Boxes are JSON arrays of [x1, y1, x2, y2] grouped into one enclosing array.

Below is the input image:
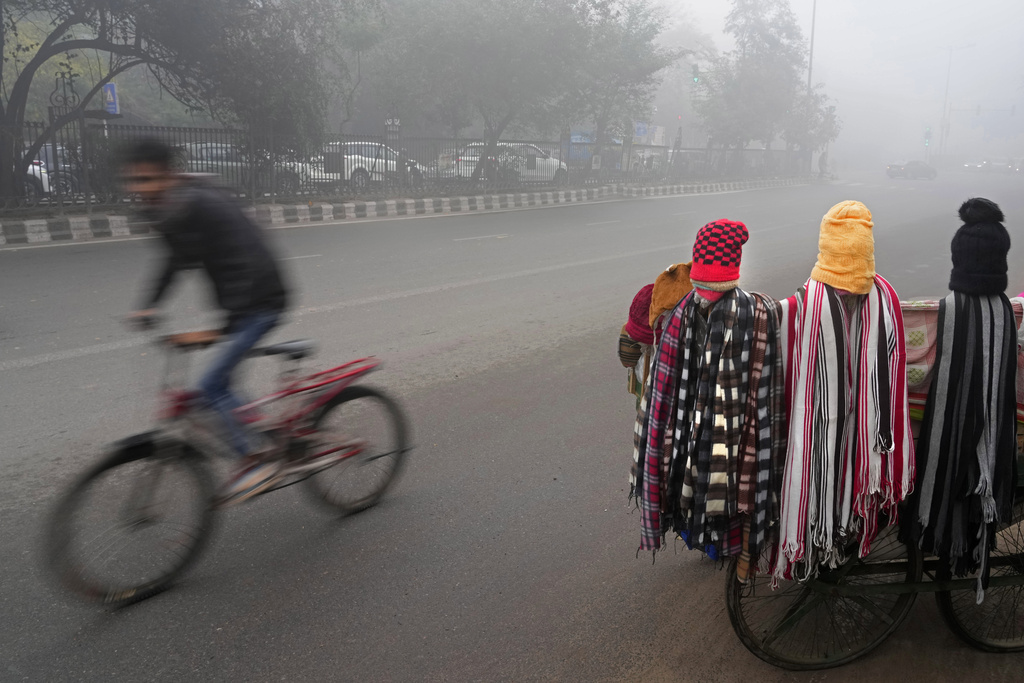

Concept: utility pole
[[806, 0, 817, 176], [807, 0, 817, 95], [939, 44, 975, 158]]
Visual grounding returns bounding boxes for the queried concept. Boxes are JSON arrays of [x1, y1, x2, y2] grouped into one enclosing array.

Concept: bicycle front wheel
[[936, 500, 1024, 652], [305, 385, 410, 515], [727, 525, 922, 670], [46, 435, 216, 606]]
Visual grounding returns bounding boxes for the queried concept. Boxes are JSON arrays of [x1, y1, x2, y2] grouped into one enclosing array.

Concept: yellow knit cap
[[810, 200, 875, 295]]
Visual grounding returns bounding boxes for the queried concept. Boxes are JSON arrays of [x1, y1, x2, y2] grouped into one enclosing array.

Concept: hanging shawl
[[906, 292, 1018, 601], [774, 275, 914, 581], [631, 288, 785, 561]]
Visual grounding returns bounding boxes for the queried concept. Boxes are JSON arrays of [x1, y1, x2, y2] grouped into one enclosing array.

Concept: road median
[[0, 177, 808, 246]]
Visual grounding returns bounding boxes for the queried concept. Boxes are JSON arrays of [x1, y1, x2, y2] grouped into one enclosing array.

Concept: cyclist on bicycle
[[124, 138, 289, 504]]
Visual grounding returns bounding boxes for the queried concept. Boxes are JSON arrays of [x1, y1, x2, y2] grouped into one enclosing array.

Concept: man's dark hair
[[124, 138, 174, 169]]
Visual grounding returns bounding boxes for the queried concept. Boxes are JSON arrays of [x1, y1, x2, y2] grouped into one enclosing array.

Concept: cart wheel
[[727, 526, 922, 670], [936, 501, 1024, 652]]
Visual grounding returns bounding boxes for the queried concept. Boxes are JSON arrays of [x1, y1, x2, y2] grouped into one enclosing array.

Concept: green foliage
[[362, 0, 677, 151], [558, 0, 684, 142], [1, 2, 372, 145], [781, 85, 842, 152], [692, 0, 837, 152]]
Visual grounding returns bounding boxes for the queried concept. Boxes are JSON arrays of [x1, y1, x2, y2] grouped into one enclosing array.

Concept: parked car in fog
[[311, 141, 424, 191], [24, 158, 50, 197], [174, 142, 311, 195], [886, 160, 936, 179], [439, 142, 567, 185]]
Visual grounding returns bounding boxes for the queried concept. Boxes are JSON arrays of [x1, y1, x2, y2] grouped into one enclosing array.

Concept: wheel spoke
[[48, 444, 214, 605], [728, 527, 921, 669]]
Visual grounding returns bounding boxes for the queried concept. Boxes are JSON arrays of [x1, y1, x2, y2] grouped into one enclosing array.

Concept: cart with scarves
[[726, 299, 1024, 670]]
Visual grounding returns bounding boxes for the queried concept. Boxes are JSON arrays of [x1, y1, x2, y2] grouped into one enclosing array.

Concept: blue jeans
[[198, 311, 280, 456]]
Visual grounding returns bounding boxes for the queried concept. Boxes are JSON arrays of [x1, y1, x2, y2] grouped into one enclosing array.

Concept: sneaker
[[217, 459, 282, 508]]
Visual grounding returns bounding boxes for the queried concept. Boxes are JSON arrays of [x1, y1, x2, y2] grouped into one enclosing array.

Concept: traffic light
[[976, 105, 982, 116], [924, 127, 931, 146], [691, 64, 700, 83]]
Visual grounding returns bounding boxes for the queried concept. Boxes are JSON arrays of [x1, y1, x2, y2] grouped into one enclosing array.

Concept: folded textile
[[905, 292, 1018, 600], [632, 288, 785, 560], [773, 276, 914, 581]]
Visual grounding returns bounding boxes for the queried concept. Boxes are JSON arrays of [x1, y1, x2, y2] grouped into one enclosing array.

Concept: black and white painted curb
[[0, 178, 804, 246]]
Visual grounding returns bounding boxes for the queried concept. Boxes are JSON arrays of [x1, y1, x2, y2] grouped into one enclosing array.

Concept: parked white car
[[439, 142, 567, 185], [26, 159, 50, 198], [312, 141, 424, 190]]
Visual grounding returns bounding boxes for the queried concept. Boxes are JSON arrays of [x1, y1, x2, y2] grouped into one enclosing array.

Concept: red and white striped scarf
[[774, 276, 914, 581]]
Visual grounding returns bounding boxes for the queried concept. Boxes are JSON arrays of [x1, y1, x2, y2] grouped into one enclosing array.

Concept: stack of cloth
[[904, 198, 1019, 601], [632, 220, 787, 567]]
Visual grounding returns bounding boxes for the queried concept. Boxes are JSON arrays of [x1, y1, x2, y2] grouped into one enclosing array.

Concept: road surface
[[2, 171, 1023, 681]]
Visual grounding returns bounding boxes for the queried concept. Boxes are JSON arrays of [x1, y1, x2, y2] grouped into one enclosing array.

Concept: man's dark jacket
[[142, 179, 288, 329]]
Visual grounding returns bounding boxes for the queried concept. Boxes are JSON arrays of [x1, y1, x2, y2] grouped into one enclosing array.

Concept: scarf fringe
[[773, 276, 913, 582], [907, 292, 1017, 602]]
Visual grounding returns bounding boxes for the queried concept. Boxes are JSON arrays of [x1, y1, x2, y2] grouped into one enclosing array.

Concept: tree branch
[[19, 59, 143, 177], [9, 33, 185, 125]]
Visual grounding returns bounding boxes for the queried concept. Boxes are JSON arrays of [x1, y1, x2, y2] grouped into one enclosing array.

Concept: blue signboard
[[634, 122, 648, 138], [102, 83, 119, 115]]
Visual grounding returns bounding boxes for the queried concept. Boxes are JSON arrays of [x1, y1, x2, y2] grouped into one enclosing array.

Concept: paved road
[[3, 172, 1024, 681]]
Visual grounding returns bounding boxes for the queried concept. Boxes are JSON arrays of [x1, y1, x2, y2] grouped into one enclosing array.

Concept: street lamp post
[[806, 0, 818, 176], [807, 0, 817, 95], [939, 44, 975, 158]]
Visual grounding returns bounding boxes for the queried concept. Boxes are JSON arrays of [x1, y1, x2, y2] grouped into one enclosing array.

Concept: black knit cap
[[949, 198, 1010, 295]]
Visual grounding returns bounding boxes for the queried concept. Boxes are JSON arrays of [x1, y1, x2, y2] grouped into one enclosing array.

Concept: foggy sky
[[667, 0, 1024, 169]]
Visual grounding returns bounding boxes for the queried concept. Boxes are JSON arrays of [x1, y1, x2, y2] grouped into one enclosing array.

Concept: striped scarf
[[905, 292, 1018, 600], [632, 289, 784, 560], [774, 276, 914, 581]]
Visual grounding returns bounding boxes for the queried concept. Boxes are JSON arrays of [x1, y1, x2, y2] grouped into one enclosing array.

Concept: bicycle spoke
[[50, 447, 214, 604]]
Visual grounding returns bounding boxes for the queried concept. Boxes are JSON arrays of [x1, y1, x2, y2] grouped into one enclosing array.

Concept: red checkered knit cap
[[625, 284, 655, 345], [689, 219, 749, 291]]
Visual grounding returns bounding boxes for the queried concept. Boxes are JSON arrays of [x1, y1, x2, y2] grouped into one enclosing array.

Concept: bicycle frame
[[238, 357, 380, 435], [152, 338, 380, 447]]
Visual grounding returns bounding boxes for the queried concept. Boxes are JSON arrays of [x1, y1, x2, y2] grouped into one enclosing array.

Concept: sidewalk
[[0, 178, 806, 246]]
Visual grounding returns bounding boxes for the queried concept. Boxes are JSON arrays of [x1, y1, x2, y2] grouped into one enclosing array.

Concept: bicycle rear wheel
[[305, 385, 410, 515], [727, 525, 922, 670], [936, 500, 1024, 652], [46, 435, 216, 606]]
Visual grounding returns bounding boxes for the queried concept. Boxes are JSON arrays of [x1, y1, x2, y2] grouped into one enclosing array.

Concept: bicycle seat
[[253, 339, 317, 360]]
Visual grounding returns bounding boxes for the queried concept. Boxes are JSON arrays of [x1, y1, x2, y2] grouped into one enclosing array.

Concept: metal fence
[[0, 121, 806, 215]]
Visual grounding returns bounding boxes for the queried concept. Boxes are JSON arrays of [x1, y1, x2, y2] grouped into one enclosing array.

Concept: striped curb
[[0, 178, 806, 247]]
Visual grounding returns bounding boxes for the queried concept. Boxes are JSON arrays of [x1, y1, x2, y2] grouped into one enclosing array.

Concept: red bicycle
[[46, 331, 411, 606]]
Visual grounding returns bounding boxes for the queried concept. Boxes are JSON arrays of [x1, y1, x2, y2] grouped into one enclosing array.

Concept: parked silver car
[[174, 142, 312, 195]]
